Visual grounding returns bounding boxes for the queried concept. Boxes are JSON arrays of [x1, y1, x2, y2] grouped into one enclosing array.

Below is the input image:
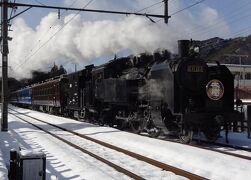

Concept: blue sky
[[202, 0, 251, 37], [13, 0, 251, 38], [7, 0, 251, 78]]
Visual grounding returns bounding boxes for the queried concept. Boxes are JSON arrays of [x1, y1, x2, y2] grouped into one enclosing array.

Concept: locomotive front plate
[[206, 79, 224, 100], [187, 65, 204, 72]]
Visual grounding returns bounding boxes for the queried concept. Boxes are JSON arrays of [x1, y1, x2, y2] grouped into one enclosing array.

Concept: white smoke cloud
[[8, 1, 230, 79]]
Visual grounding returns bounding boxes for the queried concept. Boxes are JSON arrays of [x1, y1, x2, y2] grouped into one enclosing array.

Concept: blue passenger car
[[17, 87, 32, 104]]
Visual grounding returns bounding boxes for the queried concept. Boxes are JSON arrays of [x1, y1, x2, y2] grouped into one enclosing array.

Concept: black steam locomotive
[[11, 40, 242, 143]]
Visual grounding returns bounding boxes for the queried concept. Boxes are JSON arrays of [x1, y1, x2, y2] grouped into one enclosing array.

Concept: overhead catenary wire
[[184, 0, 251, 37], [33, 0, 45, 6], [165, 0, 251, 43], [16, 0, 170, 70], [147, 3, 164, 14], [187, 1, 251, 38], [9, 0, 16, 24], [12, 0, 251, 71], [156, 0, 249, 38], [179, 2, 251, 52], [170, 0, 206, 16], [152, 0, 251, 50], [155, 0, 206, 23], [58, 0, 168, 69], [15, 0, 94, 70], [189, 11, 251, 50], [136, 0, 164, 13], [15, 0, 207, 70], [232, 26, 251, 37], [133, 0, 166, 23], [21, 0, 81, 66]]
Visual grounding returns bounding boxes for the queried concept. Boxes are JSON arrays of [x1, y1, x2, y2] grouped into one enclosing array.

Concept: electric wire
[[155, 0, 250, 40], [136, 0, 164, 13], [17, 0, 205, 69], [152, 0, 251, 51], [166, 0, 251, 42], [192, 11, 251, 50], [33, 0, 45, 6], [9, 0, 17, 23], [19, 0, 81, 69], [17, 0, 167, 70], [147, 3, 164, 14], [15, 0, 94, 70], [15, 0, 251, 70], [155, 0, 206, 23], [187, 1, 251, 38], [170, 0, 206, 16], [185, 0, 251, 36]]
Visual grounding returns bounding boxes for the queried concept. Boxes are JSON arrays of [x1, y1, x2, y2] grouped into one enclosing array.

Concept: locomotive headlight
[[206, 79, 224, 100], [194, 46, 200, 53], [189, 45, 200, 55]]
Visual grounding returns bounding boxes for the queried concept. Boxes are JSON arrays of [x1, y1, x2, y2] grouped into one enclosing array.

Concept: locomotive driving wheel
[[203, 130, 218, 142], [128, 121, 143, 134], [80, 108, 88, 119], [148, 127, 161, 138], [203, 117, 221, 142], [128, 113, 143, 134], [203, 126, 220, 142], [179, 129, 193, 144], [116, 120, 127, 130]]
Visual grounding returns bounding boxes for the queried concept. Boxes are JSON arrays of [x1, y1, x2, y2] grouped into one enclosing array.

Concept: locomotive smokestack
[[178, 40, 190, 58]]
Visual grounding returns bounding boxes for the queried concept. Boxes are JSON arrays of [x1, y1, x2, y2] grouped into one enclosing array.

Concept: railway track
[[193, 139, 251, 152], [139, 133, 251, 161], [10, 107, 251, 161], [191, 142, 251, 161], [9, 108, 206, 180], [60, 110, 251, 158]]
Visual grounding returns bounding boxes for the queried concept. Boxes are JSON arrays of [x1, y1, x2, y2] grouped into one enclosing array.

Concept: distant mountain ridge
[[197, 36, 251, 65]]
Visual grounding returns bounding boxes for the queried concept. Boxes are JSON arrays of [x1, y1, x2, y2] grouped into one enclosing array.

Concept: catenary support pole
[[164, 0, 169, 24], [1, 0, 8, 131]]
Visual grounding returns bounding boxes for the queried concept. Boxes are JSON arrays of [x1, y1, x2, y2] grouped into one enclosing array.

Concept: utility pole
[[1, 0, 8, 131], [224, 54, 249, 87], [164, 0, 169, 24], [75, 64, 77, 72]]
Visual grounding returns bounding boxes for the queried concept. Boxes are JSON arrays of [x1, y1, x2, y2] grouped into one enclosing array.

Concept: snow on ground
[[7, 109, 185, 180], [0, 112, 131, 180], [0, 149, 8, 180], [0, 106, 251, 180]]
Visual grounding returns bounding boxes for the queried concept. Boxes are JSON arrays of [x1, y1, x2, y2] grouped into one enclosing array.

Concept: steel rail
[[10, 112, 144, 180], [193, 139, 251, 153], [10, 108, 206, 180], [139, 133, 251, 161]]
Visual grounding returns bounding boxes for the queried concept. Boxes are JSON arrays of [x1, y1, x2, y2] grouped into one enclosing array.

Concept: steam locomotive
[[10, 40, 242, 143]]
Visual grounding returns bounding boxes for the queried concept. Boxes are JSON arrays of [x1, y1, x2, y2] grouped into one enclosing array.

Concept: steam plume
[[8, 2, 229, 79]]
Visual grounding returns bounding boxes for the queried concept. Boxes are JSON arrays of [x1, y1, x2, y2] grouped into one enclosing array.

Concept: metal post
[[9, 149, 18, 180], [164, 0, 168, 24], [1, 0, 9, 131]]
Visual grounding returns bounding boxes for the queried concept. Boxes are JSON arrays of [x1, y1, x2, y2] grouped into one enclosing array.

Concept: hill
[[198, 36, 251, 64]]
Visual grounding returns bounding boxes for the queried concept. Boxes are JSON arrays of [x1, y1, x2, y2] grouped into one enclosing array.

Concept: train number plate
[[187, 65, 204, 72]]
